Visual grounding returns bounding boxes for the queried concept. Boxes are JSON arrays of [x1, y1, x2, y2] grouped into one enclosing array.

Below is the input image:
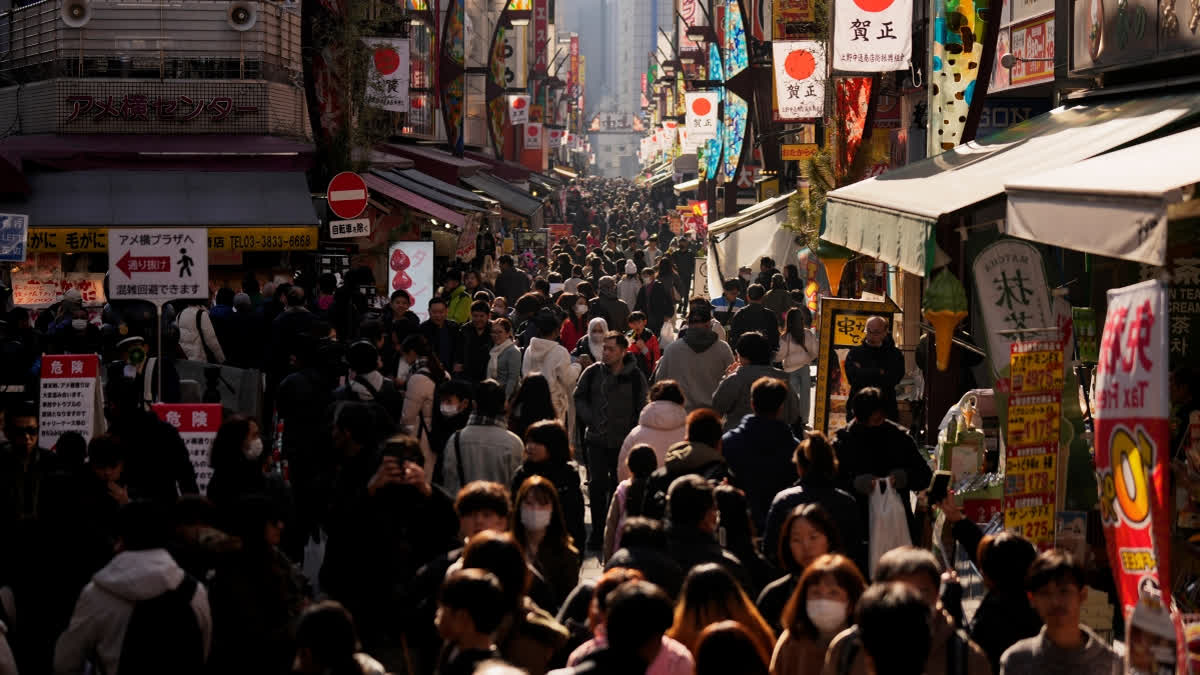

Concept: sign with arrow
[[108, 228, 208, 302], [0, 213, 29, 262]]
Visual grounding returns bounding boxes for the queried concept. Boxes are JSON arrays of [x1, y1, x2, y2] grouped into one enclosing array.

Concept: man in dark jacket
[[729, 284, 780, 356], [845, 315, 905, 421], [721, 377, 802, 531], [495, 255, 531, 306], [420, 297, 461, 370], [0, 402, 56, 529], [574, 332, 648, 549], [834, 387, 932, 544], [454, 300, 493, 382], [712, 332, 802, 432], [589, 276, 630, 332], [102, 378, 198, 505], [664, 475, 752, 590], [633, 268, 674, 336]]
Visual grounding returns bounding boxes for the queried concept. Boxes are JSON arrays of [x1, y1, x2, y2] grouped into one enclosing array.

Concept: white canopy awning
[[706, 192, 800, 298], [1004, 125, 1200, 266], [673, 178, 700, 195], [824, 92, 1200, 276]]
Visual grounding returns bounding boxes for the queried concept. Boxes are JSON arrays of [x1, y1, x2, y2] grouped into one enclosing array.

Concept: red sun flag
[[691, 97, 712, 116], [514, 97, 527, 109], [785, 50, 817, 80], [853, 0, 896, 11], [373, 48, 401, 75], [528, 127, 538, 136]]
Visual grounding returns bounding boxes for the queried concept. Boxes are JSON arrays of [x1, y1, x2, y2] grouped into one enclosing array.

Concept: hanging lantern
[[816, 240, 853, 296], [922, 268, 969, 371]]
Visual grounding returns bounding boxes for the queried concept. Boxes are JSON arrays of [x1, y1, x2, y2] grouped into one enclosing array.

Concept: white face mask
[[243, 438, 264, 461], [643, 277, 654, 286], [740, 273, 752, 281], [520, 505, 552, 531], [72, 319, 88, 331], [806, 598, 849, 634], [575, 304, 589, 315], [440, 403, 461, 418]]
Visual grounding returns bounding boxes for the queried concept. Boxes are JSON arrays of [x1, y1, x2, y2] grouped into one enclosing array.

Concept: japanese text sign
[[833, 0, 913, 71], [63, 94, 259, 125], [1093, 280, 1172, 619], [153, 403, 222, 496], [508, 95, 530, 124], [39, 354, 100, 451], [1005, 337, 1064, 548], [686, 92, 720, 142], [363, 38, 411, 112], [532, 0, 549, 74], [525, 123, 543, 149], [973, 239, 1053, 378], [0, 213, 29, 262], [12, 273, 106, 309], [773, 41, 826, 120], [1009, 340, 1064, 395], [329, 219, 371, 240], [108, 228, 209, 303]]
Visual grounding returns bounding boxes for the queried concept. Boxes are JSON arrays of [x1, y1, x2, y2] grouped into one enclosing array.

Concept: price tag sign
[[1010, 341, 1064, 395], [1005, 452, 1057, 495], [1007, 393, 1062, 446], [1005, 502, 1055, 541]]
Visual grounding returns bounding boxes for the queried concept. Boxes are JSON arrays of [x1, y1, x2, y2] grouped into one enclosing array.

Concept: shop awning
[[1004, 124, 1200, 266], [380, 143, 487, 184], [647, 170, 674, 188], [552, 166, 579, 180], [464, 151, 533, 181], [371, 170, 491, 213], [394, 169, 496, 208], [706, 191, 801, 298], [528, 173, 561, 193], [0, 170, 318, 226], [673, 178, 700, 195], [535, 172, 565, 187], [824, 92, 1200, 277], [363, 173, 467, 228], [462, 174, 544, 218]]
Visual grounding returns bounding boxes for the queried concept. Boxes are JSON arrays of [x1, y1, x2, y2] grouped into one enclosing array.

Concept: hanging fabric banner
[[525, 122, 543, 149], [508, 95, 530, 124], [547, 127, 563, 148], [835, 76, 873, 177], [832, 0, 913, 71], [363, 38, 411, 111], [929, 0, 998, 153], [773, 41, 826, 120], [1094, 280, 1173, 620], [686, 92, 720, 142]]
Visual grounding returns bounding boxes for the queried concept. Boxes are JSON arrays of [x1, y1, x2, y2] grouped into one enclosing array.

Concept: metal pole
[[155, 302, 163, 405]]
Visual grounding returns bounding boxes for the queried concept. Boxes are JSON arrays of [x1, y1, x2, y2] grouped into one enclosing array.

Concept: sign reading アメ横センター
[[108, 228, 209, 302], [1093, 279, 1173, 619]]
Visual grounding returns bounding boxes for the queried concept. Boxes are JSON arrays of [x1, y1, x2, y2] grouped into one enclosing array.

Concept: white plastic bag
[[868, 479, 912, 579], [659, 319, 677, 348], [301, 529, 327, 596]]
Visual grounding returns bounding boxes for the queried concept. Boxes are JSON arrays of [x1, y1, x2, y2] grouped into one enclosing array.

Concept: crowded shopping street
[[1, 0, 1200, 674]]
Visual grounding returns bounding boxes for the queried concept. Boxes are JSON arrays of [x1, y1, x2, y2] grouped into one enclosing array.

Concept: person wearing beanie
[[617, 260, 641, 309]]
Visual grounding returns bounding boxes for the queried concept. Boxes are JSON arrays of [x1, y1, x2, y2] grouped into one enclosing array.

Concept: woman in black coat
[[510, 420, 586, 551]]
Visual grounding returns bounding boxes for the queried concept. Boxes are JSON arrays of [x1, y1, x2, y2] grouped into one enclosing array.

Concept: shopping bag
[[868, 479, 912, 579], [301, 529, 327, 596], [659, 319, 677, 348]]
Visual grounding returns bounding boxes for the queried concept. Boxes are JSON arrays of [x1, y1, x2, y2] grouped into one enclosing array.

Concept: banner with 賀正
[[772, 41, 826, 121], [832, 0, 913, 71]]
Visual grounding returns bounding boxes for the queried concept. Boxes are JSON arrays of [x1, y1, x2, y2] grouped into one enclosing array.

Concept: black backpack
[[115, 576, 204, 675], [641, 460, 729, 520]]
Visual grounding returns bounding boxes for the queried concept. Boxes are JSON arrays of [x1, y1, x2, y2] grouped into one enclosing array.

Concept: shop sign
[[39, 354, 101, 451], [992, 15, 1055, 92], [814, 295, 900, 435], [1005, 390, 1060, 548], [153, 403, 221, 496], [64, 94, 259, 124], [1073, 307, 1100, 363], [832, 0, 912, 72], [1071, 0, 1159, 74], [1010, 339, 1064, 394], [0, 213, 29, 262], [1093, 279, 1173, 619], [329, 219, 371, 240], [773, 41, 826, 120], [12, 272, 106, 309], [26, 228, 108, 254], [209, 227, 319, 252], [108, 228, 208, 302], [388, 241, 434, 322], [532, 0, 549, 75], [775, 0, 817, 38], [362, 37, 412, 112], [972, 239, 1053, 378], [1168, 257, 1200, 368], [781, 143, 820, 161]]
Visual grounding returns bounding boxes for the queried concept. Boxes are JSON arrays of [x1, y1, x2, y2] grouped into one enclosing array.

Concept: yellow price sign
[[1006, 503, 1054, 544], [832, 313, 868, 347], [1010, 342, 1064, 395], [1006, 393, 1061, 447], [1005, 452, 1056, 495]]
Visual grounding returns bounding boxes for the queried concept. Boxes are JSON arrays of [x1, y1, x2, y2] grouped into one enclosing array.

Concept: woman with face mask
[[556, 293, 590, 351], [569, 317, 608, 369], [511, 475, 581, 613], [768, 553, 866, 675], [206, 415, 288, 521], [757, 504, 841, 634]]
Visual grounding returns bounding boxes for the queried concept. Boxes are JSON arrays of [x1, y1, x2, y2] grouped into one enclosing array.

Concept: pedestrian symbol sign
[[108, 228, 208, 302]]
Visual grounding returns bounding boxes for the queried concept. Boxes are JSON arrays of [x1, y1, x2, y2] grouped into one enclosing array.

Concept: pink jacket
[[616, 400, 687, 482]]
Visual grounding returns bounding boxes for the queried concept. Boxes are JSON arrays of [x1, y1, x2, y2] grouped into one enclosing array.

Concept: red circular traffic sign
[[327, 172, 368, 220]]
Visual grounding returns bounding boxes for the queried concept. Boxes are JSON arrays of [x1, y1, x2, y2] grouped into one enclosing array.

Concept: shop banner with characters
[[1093, 280, 1174, 620]]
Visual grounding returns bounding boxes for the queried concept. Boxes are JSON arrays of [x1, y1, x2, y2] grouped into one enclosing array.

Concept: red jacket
[[628, 328, 661, 377], [561, 318, 587, 351]]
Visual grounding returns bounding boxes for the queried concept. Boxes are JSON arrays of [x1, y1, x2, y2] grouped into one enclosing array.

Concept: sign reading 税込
[[108, 228, 209, 303], [1093, 279, 1173, 620], [153, 403, 222, 496]]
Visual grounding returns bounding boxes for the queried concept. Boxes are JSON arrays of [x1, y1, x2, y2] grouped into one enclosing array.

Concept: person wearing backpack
[[640, 409, 731, 520], [54, 500, 212, 675], [177, 300, 226, 364]]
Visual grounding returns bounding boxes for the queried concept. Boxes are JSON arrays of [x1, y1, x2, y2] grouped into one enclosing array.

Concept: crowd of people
[[0, 177, 1121, 675]]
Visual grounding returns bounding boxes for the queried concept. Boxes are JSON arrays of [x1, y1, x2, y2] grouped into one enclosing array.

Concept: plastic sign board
[[388, 241, 435, 322], [329, 218, 371, 240], [39, 354, 101, 450], [108, 228, 208, 302], [153, 403, 222, 496], [0, 213, 29, 262]]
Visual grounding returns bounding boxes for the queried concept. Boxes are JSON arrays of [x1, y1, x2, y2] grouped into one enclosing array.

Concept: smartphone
[[928, 470, 953, 504]]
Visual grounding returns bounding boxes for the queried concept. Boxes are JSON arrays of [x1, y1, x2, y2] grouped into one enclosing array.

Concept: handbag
[[867, 478, 912, 578]]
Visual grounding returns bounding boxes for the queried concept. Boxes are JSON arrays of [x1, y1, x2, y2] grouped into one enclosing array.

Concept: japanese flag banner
[[548, 128, 563, 148], [832, 0, 912, 71], [525, 122, 543, 149], [362, 38, 411, 112], [685, 92, 720, 142], [663, 120, 679, 150], [508, 94, 531, 124], [1093, 279, 1173, 621], [773, 41, 826, 121]]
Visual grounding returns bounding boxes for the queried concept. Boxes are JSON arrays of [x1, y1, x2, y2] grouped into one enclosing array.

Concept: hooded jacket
[[54, 549, 212, 675], [652, 326, 735, 411], [575, 353, 648, 449], [590, 282, 631, 332], [523, 337, 581, 423], [616, 276, 641, 309], [446, 285, 472, 325], [616, 400, 688, 481], [721, 414, 801, 530], [711, 364, 802, 432]]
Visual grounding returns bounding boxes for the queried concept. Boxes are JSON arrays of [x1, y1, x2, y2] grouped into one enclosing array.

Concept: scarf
[[587, 317, 608, 362], [487, 339, 515, 380]]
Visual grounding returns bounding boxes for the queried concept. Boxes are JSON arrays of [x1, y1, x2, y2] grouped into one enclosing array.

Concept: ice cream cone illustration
[[817, 241, 854, 296], [922, 269, 968, 371]]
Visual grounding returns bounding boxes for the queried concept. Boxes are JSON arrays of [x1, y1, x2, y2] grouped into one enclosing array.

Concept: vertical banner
[[508, 94, 530, 124], [929, 0, 997, 153], [1004, 340, 1064, 548], [686, 92, 720, 142], [363, 38, 411, 111], [153, 403, 222, 496], [1094, 280, 1173, 620], [532, 0, 549, 75], [835, 77, 873, 177], [772, 41, 825, 120], [548, 127, 563, 148], [389, 241, 435, 322], [39, 354, 101, 450], [972, 239, 1053, 379], [525, 122, 543, 149], [568, 35, 580, 102], [680, 0, 702, 51], [832, 0, 913, 71]]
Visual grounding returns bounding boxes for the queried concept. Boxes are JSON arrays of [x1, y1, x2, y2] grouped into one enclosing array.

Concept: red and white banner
[[39, 354, 101, 450], [508, 94, 530, 124], [153, 403, 222, 496], [362, 37, 411, 111], [389, 241, 434, 322], [832, 0, 912, 72], [12, 272, 105, 309], [1094, 279, 1173, 619], [532, 0, 549, 75], [548, 127, 564, 148], [525, 122, 543, 149], [773, 41, 826, 120], [685, 92, 720, 142]]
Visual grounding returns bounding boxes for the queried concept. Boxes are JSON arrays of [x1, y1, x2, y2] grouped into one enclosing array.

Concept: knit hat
[[625, 260, 637, 275]]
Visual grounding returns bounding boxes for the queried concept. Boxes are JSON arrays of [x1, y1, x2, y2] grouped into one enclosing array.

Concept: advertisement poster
[[813, 296, 899, 434], [1093, 279, 1173, 619], [153, 403, 222, 496], [362, 37, 411, 112], [39, 354, 101, 450], [388, 241, 435, 322], [832, 0, 913, 71], [1005, 340, 1063, 548], [12, 272, 105, 309]]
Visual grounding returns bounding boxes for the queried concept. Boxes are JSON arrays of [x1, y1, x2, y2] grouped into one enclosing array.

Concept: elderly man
[[845, 316, 905, 421]]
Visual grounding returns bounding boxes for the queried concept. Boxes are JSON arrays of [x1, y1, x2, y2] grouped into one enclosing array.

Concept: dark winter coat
[[574, 354, 648, 450], [721, 415, 802, 531]]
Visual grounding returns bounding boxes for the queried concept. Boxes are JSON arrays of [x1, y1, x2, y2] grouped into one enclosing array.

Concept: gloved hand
[[889, 468, 908, 491]]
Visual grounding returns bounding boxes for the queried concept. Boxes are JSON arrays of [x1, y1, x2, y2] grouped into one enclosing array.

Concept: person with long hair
[[399, 333, 448, 470], [779, 307, 818, 429], [488, 318, 523, 402], [292, 601, 388, 675], [602, 444, 657, 562], [509, 374, 558, 440], [757, 503, 841, 633], [695, 621, 770, 675], [512, 476, 582, 612], [206, 415, 273, 513], [769, 553, 866, 675], [667, 563, 776, 659], [510, 420, 586, 552], [656, 257, 684, 313], [557, 293, 590, 350]]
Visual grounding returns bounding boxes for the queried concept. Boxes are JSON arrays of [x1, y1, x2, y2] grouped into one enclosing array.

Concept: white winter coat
[[522, 337, 581, 427], [616, 400, 688, 481], [54, 549, 212, 675], [177, 305, 226, 364]]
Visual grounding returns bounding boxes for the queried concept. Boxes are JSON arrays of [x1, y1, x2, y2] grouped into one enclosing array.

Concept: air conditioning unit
[[227, 1, 258, 31], [61, 0, 93, 28]]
